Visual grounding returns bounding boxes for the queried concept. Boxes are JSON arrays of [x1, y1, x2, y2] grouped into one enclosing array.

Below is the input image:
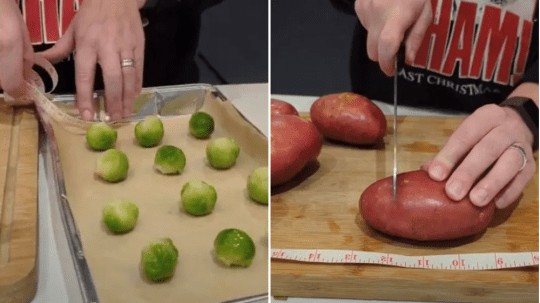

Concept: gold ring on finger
[[120, 58, 136, 68]]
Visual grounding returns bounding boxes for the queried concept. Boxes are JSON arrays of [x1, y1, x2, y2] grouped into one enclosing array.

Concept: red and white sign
[[411, 0, 537, 86]]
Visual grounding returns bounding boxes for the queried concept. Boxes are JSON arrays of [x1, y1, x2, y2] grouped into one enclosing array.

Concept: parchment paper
[[49, 96, 268, 303]]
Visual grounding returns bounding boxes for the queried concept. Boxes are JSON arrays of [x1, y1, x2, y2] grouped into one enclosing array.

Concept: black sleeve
[[142, 0, 159, 8], [328, 0, 356, 16], [195, 0, 226, 12], [517, 14, 538, 85], [521, 59, 539, 84]]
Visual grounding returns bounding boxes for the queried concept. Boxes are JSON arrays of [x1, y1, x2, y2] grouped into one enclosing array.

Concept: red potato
[[310, 92, 386, 145], [271, 99, 299, 116], [271, 115, 323, 186], [360, 170, 496, 241]]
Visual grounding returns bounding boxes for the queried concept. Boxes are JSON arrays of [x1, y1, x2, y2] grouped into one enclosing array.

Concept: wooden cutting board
[[271, 114, 539, 303], [0, 103, 39, 303]]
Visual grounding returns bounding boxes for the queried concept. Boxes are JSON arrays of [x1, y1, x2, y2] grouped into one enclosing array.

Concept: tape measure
[[2, 55, 108, 134], [271, 249, 539, 270]]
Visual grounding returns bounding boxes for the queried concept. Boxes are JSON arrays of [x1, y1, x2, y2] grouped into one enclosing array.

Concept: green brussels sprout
[[247, 166, 268, 205], [214, 229, 255, 268], [154, 145, 186, 175], [102, 199, 139, 233], [141, 238, 179, 282], [86, 122, 117, 151], [96, 149, 129, 182], [134, 116, 164, 147], [189, 112, 215, 139], [206, 138, 240, 169], [180, 180, 217, 216]]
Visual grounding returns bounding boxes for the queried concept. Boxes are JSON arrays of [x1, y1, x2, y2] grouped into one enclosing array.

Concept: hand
[[354, 0, 432, 76], [422, 104, 536, 209], [0, 0, 34, 100], [40, 0, 145, 121]]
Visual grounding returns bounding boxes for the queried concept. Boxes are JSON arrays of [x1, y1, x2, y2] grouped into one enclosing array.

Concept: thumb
[[39, 26, 75, 64]]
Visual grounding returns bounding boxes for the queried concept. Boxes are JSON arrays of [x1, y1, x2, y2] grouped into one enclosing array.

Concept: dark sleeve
[[328, 0, 356, 16], [517, 14, 538, 85], [521, 59, 538, 84], [142, 0, 159, 8], [195, 0, 226, 12]]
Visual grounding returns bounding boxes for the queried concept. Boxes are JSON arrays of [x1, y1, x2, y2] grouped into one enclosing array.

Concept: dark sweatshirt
[[20, 0, 224, 94], [330, 0, 538, 113]]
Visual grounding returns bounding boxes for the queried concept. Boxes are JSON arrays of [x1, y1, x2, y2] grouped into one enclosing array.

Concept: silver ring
[[120, 58, 135, 68], [508, 144, 527, 171]]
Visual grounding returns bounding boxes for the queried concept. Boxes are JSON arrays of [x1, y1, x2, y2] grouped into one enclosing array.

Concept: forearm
[[508, 82, 539, 106], [502, 82, 539, 151]]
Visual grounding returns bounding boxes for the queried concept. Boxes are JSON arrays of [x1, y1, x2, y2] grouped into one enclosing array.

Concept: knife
[[392, 48, 403, 204]]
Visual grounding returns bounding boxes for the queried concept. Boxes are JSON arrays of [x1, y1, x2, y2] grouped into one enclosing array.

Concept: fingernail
[[495, 196, 506, 209], [471, 188, 489, 206], [405, 54, 413, 65], [429, 165, 445, 180], [81, 110, 93, 121], [111, 112, 122, 122], [406, 50, 417, 65], [447, 180, 463, 199]]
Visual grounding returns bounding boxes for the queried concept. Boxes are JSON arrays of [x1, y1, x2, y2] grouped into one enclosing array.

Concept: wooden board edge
[[0, 106, 39, 303], [0, 267, 37, 303], [271, 273, 539, 303]]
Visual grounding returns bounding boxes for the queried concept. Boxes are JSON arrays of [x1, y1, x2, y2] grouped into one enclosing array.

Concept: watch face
[[522, 100, 539, 128]]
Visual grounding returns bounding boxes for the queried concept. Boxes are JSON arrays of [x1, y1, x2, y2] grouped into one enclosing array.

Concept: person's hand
[[40, 0, 145, 121], [354, 0, 432, 76], [422, 104, 536, 209], [0, 0, 34, 100]]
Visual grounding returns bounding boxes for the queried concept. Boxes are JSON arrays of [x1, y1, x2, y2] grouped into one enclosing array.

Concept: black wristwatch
[[500, 96, 539, 151]]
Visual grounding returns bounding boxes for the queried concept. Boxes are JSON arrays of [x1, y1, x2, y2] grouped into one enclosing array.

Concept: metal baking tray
[[38, 83, 268, 303]]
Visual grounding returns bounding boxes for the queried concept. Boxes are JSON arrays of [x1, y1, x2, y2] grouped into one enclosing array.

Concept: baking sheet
[[47, 91, 268, 303]]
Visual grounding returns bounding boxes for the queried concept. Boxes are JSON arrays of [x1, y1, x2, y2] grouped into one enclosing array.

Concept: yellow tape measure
[[3, 55, 100, 134], [272, 249, 539, 270]]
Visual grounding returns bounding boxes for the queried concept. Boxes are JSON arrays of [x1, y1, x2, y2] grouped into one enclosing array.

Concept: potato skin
[[271, 115, 322, 186], [310, 92, 386, 145], [360, 170, 495, 241], [271, 99, 299, 116]]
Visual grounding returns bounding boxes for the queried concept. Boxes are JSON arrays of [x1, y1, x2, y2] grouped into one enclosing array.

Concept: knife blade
[[392, 50, 401, 204]]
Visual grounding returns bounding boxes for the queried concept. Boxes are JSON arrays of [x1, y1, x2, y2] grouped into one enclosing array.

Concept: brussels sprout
[[189, 112, 215, 139], [214, 229, 255, 268], [247, 166, 268, 205], [206, 138, 240, 169], [96, 149, 129, 182], [86, 122, 117, 151], [180, 180, 217, 216], [154, 145, 186, 175], [141, 238, 179, 282], [102, 199, 139, 233], [134, 116, 164, 147]]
